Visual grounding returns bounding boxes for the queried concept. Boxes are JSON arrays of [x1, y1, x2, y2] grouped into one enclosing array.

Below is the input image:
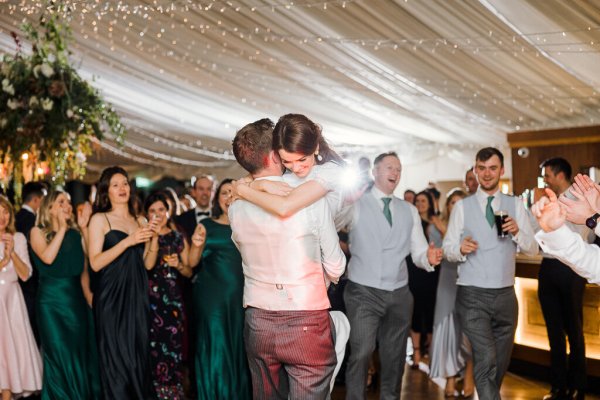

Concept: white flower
[[0, 118, 7, 128], [7, 99, 19, 109], [33, 65, 41, 78], [75, 151, 86, 163], [40, 63, 54, 78], [60, 141, 68, 149], [1, 79, 14, 95], [3, 84, 14, 95], [41, 98, 53, 110], [68, 131, 76, 140], [66, 109, 74, 118], [29, 96, 39, 107]]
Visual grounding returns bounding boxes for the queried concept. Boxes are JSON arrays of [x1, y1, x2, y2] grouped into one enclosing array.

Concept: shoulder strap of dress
[[104, 213, 112, 229]]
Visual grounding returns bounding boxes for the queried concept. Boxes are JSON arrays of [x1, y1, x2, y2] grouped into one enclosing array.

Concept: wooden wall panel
[[508, 126, 600, 195]]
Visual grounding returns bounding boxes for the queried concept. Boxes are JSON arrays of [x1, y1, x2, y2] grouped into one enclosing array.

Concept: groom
[[229, 118, 346, 399]]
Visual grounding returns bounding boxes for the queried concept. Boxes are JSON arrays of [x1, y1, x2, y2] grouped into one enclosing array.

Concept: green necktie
[[486, 196, 495, 227], [382, 197, 392, 226]]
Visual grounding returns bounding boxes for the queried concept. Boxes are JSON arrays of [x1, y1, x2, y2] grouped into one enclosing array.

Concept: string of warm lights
[[123, 124, 237, 160], [101, 134, 232, 168]]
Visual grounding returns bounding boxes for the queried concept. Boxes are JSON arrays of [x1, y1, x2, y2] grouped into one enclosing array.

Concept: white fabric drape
[[1, 1, 600, 178]]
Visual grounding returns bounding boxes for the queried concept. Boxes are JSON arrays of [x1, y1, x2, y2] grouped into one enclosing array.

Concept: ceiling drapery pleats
[[2, 0, 600, 178]]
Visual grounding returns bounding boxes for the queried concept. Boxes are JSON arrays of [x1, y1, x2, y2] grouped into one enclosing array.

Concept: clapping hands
[[191, 224, 206, 248], [1, 233, 14, 259], [127, 226, 154, 246], [531, 188, 566, 232], [557, 174, 600, 225]]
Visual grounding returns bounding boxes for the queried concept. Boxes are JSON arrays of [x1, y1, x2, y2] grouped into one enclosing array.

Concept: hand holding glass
[[494, 210, 509, 238]]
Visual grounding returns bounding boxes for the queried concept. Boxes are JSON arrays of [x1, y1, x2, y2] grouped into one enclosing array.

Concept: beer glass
[[494, 210, 509, 238]]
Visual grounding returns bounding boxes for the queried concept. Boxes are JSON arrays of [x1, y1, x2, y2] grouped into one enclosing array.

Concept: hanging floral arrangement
[[0, 8, 125, 195]]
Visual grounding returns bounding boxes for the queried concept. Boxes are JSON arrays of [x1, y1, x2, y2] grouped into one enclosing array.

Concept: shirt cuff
[[535, 225, 574, 252]]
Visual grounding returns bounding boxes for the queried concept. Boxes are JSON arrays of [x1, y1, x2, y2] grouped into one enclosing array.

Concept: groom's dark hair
[[232, 118, 275, 174]]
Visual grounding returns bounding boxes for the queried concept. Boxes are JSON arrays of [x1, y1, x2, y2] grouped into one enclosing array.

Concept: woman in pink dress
[[0, 195, 43, 399]]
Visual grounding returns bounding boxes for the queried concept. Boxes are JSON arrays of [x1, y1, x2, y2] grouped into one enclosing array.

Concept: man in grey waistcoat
[[443, 147, 538, 400], [344, 151, 443, 400]]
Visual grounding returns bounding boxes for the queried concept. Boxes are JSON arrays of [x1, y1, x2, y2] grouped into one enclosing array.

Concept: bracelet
[[149, 247, 159, 252]]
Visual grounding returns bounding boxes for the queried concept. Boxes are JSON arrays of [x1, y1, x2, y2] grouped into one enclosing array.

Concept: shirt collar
[[22, 204, 35, 214], [476, 186, 501, 201], [371, 185, 391, 201]]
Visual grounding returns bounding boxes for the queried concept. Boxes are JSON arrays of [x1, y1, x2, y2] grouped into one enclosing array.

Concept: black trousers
[[538, 257, 587, 391]]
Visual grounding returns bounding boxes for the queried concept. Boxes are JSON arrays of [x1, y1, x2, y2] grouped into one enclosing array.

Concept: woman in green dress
[[30, 190, 99, 399], [189, 178, 251, 399]]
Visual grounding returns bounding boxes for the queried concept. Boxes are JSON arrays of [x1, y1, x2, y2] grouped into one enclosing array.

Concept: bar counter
[[513, 254, 600, 376]]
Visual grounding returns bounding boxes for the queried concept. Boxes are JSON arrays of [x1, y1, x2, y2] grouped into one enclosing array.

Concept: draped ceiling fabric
[[1, 0, 600, 183]]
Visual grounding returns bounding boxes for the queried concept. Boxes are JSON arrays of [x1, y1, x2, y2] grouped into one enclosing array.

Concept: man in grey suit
[[443, 147, 538, 400], [344, 151, 443, 400]]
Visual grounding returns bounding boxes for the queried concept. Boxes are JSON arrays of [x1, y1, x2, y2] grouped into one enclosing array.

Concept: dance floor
[[331, 366, 600, 399]]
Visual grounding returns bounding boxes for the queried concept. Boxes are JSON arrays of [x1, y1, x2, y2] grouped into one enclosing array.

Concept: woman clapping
[[30, 191, 100, 399], [0, 195, 42, 400]]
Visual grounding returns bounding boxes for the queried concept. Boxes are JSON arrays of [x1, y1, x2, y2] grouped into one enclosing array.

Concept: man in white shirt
[[443, 147, 538, 400], [229, 119, 346, 399], [533, 174, 600, 285], [344, 152, 442, 400], [536, 158, 588, 400], [175, 175, 215, 240]]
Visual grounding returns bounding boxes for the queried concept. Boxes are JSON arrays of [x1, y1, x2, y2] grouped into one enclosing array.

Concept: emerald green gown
[[31, 229, 100, 400], [193, 219, 251, 399]]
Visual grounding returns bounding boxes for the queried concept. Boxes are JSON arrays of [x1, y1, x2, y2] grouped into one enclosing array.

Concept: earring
[[315, 153, 323, 162]]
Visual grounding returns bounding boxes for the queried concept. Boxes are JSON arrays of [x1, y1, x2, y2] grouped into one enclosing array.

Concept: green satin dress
[[31, 228, 100, 400], [193, 218, 251, 399]]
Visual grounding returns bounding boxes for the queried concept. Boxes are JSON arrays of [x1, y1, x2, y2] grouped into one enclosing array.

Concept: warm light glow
[[21, 153, 29, 161], [36, 167, 44, 175], [514, 277, 600, 359]]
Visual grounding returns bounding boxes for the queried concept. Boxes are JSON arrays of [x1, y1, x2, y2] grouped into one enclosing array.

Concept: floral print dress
[[148, 230, 186, 399]]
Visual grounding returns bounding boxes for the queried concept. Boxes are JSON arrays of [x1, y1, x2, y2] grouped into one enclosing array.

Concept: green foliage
[[0, 12, 125, 186]]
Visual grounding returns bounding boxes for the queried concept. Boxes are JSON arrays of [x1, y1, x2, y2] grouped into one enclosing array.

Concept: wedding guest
[[189, 179, 251, 399], [408, 191, 441, 367], [143, 192, 193, 399], [443, 148, 538, 400], [175, 175, 215, 240], [429, 189, 475, 398], [88, 166, 154, 399], [537, 158, 588, 400], [16, 181, 46, 345], [403, 189, 416, 204], [464, 168, 478, 194], [0, 195, 43, 400], [344, 152, 442, 400], [29, 190, 99, 399]]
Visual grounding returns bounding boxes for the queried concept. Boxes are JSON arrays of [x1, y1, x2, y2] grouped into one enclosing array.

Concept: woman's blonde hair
[[37, 190, 76, 241], [0, 196, 16, 234], [442, 188, 467, 223]]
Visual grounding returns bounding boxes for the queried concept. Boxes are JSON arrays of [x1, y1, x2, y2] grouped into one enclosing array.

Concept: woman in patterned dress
[[143, 192, 193, 399]]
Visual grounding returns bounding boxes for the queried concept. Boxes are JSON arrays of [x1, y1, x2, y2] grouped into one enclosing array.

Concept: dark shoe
[[543, 388, 568, 400], [567, 389, 585, 400]]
